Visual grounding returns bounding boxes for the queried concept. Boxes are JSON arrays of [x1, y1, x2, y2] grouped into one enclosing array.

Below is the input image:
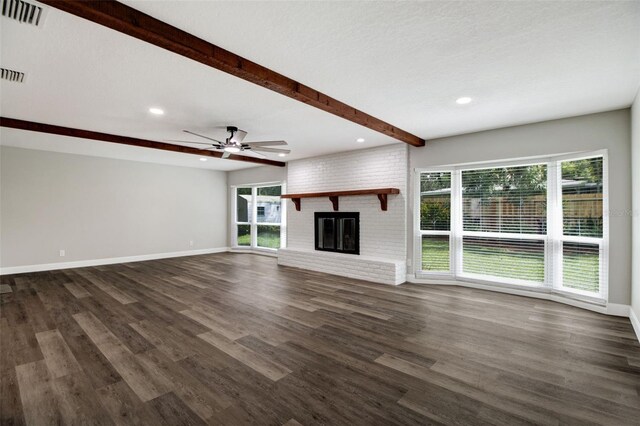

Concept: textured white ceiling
[[1, 1, 639, 170], [124, 0, 640, 138], [0, 5, 397, 170]]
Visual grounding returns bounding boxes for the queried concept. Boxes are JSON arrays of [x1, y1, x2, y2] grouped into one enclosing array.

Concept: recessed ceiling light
[[456, 97, 472, 105], [149, 107, 164, 115], [199, 158, 207, 162], [356, 138, 365, 143], [278, 153, 287, 157]]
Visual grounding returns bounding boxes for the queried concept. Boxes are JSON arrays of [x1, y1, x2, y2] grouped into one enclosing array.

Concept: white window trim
[[231, 181, 286, 252], [414, 150, 609, 303]]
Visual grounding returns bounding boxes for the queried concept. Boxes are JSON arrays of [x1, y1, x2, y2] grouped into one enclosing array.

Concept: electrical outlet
[[59, 249, 65, 257], [189, 240, 194, 247]]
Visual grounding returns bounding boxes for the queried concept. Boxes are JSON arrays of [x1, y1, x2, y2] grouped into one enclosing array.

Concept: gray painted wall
[[227, 165, 286, 187], [631, 94, 640, 320], [410, 109, 632, 305], [0, 147, 228, 268]]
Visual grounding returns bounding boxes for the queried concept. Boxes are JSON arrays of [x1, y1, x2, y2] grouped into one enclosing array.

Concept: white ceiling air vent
[[1, 68, 25, 82], [2, 0, 43, 26]]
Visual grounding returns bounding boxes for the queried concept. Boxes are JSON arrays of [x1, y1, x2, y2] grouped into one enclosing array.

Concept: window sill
[[410, 273, 607, 309], [229, 247, 279, 257]]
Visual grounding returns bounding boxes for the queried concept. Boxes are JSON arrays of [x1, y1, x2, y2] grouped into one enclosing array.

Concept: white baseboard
[[630, 308, 640, 343], [0, 247, 230, 275], [606, 303, 630, 317]]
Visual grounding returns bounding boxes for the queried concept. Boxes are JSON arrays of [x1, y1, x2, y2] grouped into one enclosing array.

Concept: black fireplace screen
[[314, 212, 359, 255]]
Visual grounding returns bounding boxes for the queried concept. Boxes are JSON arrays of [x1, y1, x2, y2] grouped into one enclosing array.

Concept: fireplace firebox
[[314, 212, 359, 255]]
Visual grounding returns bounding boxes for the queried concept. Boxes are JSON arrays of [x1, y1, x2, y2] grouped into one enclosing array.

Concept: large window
[[417, 152, 607, 299], [234, 184, 284, 250], [420, 172, 451, 272], [559, 156, 604, 293], [460, 163, 548, 284]]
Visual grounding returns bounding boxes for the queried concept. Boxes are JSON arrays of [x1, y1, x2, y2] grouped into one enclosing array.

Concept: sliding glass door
[[236, 187, 253, 247], [255, 185, 282, 249], [234, 184, 284, 250]]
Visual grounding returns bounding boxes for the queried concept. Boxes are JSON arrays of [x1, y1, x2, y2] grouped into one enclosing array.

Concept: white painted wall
[[631, 93, 640, 331], [0, 146, 228, 271], [410, 109, 632, 305], [280, 144, 407, 284]]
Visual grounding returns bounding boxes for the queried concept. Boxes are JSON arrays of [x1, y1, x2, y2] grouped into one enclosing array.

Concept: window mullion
[[232, 187, 238, 247], [280, 182, 286, 249], [462, 231, 546, 240], [452, 169, 463, 277], [420, 230, 450, 236], [555, 159, 564, 290], [600, 154, 609, 300], [547, 160, 560, 289], [251, 187, 257, 248]]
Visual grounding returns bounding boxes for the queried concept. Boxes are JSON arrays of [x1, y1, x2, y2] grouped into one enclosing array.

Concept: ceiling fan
[[169, 126, 290, 159]]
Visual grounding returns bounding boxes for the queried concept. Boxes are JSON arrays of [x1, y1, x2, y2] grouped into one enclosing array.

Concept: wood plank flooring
[[1, 252, 639, 425]]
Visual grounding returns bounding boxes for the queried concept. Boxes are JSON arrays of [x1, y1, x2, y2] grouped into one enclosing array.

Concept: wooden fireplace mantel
[[281, 188, 400, 211]]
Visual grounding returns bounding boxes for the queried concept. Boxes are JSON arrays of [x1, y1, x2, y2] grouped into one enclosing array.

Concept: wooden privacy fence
[[421, 193, 603, 219]]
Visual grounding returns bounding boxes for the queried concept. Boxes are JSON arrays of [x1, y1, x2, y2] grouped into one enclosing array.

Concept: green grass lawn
[[422, 238, 599, 293], [421, 238, 451, 272], [237, 226, 280, 249]]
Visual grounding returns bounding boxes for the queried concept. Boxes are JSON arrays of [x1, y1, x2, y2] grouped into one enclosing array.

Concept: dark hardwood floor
[[1, 253, 639, 425]]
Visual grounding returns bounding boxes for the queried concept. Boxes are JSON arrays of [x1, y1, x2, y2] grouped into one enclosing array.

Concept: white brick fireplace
[[278, 144, 408, 284]]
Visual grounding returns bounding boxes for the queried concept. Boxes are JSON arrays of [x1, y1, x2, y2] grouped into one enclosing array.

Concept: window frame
[[231, 182, 286, 252], [554, 152, 609, 301], [414, 150, 608, 302]]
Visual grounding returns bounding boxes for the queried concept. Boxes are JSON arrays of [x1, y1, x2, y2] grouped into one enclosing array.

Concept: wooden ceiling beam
[[0, 117, 286, 167], [38, 0, 426, 147]]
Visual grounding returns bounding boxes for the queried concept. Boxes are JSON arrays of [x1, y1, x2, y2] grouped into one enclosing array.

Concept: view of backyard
[[419, 158, 603, 294], [236, 185, 282, 249], [421, 237, 600, 292], [237, 225, 281, 249]]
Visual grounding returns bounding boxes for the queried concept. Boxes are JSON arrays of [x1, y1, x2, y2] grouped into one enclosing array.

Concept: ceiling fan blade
[[183, 130, 225, 144], [236, 149, 267, 159], [222, 151, 231, 159], [250, 147, 291, 154], [230, 129, 248, 143], [166, 139, 221, 147], [245, 140, 287, 147]]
